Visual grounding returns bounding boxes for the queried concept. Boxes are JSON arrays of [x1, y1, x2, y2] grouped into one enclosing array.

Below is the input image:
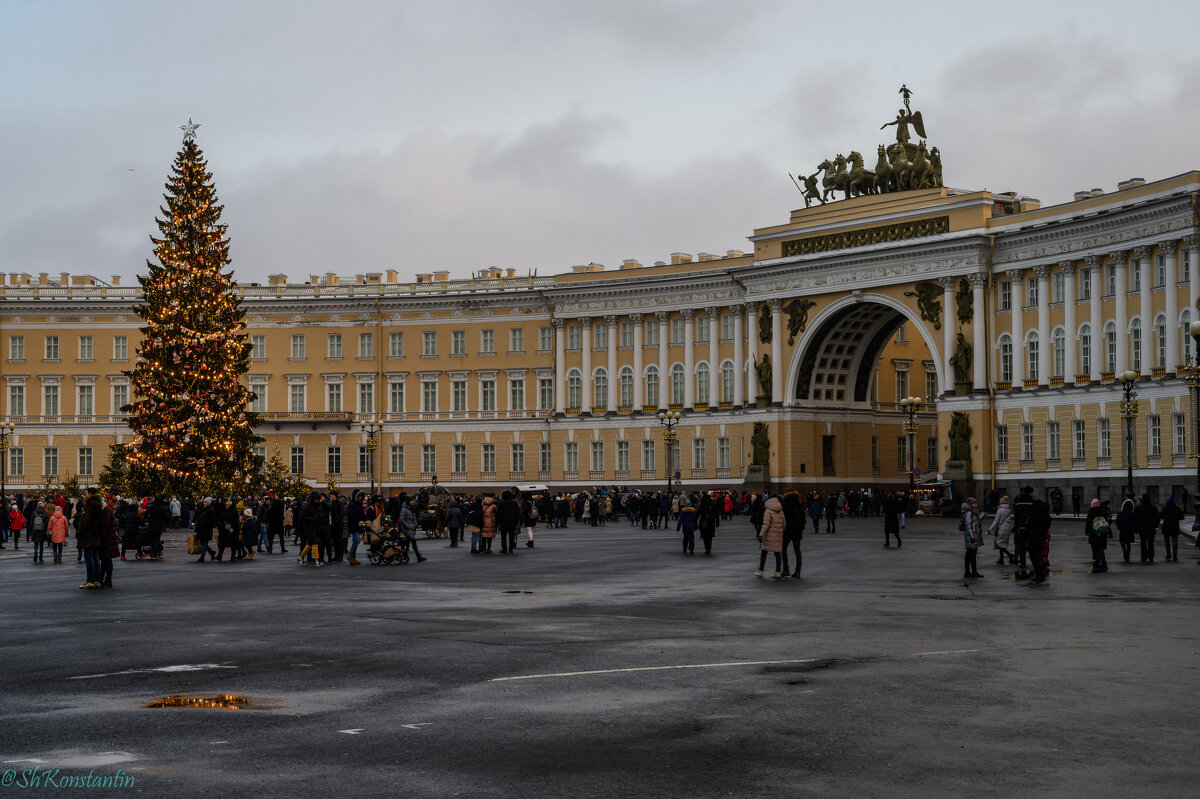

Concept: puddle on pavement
[[145, 693, 250, 709]]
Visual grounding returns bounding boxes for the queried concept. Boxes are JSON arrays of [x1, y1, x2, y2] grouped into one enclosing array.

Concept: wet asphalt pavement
[[1, 514, 1197, 798]]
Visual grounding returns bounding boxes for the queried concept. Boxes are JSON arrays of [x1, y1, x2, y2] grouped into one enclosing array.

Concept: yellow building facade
[[2, 171, 1197, 502]]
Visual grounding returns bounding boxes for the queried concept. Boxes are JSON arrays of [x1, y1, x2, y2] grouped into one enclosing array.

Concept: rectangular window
[[1175, 413, 1187, 455], [1052, 272, 1065, 303], [43, 384, 59, 416], [720, 313, 734, 342], [1099, 418, 1111, 459], [670, 318, 684, 345], [452, 379, 467, 412], [480, 329, 495, 354], [509, 328, 524, 353], [1149, 415, 1161, 456], [1021, 423, 1034, 461], [43, 447, 58, 477], [619, 322, 634, 347], [78, 335, 93, 360], [1047, 421, 1061, 460], [8, 384, 23, 416], [692, 438, 706, 470], [925, 371, 937, 403], [9, 335, 24, 360], [538, 377, 553, 410], [247, 381, 266, 414], [894, 322, 908, 343], [1155, 254, 1166, 288], [9, 447, 23, 476], [1080, 270, 1091, 300], [112, 383, 129, 415], [450, 330, 465, 355], [645, 319, 659, 347], [995, 425, 1009, 462], [538, 326, 553, 352], [1105, 264, 1116, 296], [326, 382, 343, 412], [695, 316, 709, 344], [289, 383, 306, 412], [422, 444, 436, 474], [424, 331, 438, 356], [290, 446, 305, 475], [422, 381, 437, 412], [358, 446, 373, 476], [1025, 277, 1038, 308], [45, 335, 59, 360], [590, 441, 604, 472], [252, 335, 266, 359], [290, 334, 306, 359], [565, 442, 579, 473], [718, 437, 730, 470], [389, 332, 404, 358], [327, 446, 342, 475], [391, 445, 405, 475], [509, 378, 525, 411], [1130, 261, 1141, 291], [113, 335, 128, 360], [77, 384, 94, 416], [511, 443, 525, 473], [389, 381, 404, 414], [358, 333, 373, 359], [358, 382, 374, 414], [328, 334, 342, 359], [894, 370, 909, 403], [539, 441, 551, 473], [453, 443, 466, 474], [481, 379, 496, 412], [641, 439, 655, 471], [593, 323, 607, 350], [897, 436, 909, 472], [78, 447, 92, 476], [616, 440, 630, 472], [1181, 250, 1191, 283], [998, 281, 1011, 311], [926, 437, 938, 471], [567, 325, 581, 350], [1073, 420, 1086, 459], [252, 445, 266, 473]]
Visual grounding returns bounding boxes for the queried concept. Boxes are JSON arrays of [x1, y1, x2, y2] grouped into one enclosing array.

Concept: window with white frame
[[721, 362, 735, 403], [252, 335, 267, 360], [389, 380, 404, 413], [896, 436, 909, 472], [593, 323, 607, 350], [592, 369, 607, 409], [1052, 329, 1066, 377], [112, 383, 129, 415], [1079, 325, 1091, 375], [998, 281, 1011, 311], [424, 331, 438, 356], [927, 437, 938, 470], [8, 383, 24, 416], [645, 366, 659, 406], [510, 377, 525, 411], [43, 383, 59, 416], [453, 443, 466, 474], [567, 369, 581, 409], [77, 384, 94, 416], [1025, 277, 1038, 307], [1052, 272, 1065, 303], [480, 329, 495, 354], [509, 328, 523, 353], [326, 381, 342, 412], [290, 334, 306, 359], [289, 381, 306, 413], [1155, 315, 1167, 369], [1175, 413, 1187, 455], [717, 437, 730, 469], [1131, 319, 1142, 372], [1181, 249, 1191, 283], [692, 438, 706, 470], [1105, 264, 1116, 296], [248, 379, 266, 413], [327, 446, 342, 475], [670, 364, 685, 404], [43, 447, 58, 477], [695, 316, 709, 344], [113, 335, 128, 360], [358, 333, 373, 359], [422, 444, 436, 474], [290, 446, 304, 475], [696, 363, 710, 404], [1183, 311, 1194, 362], [616, 440, 629, 472], [1130, 261, 1142, 291], [872, 436, 880, 470], [894, 369, 909, 402], [8, 447, 23, 476], [590, 441, 603, 472], [452, 379, 466, 412], [481, 444, 495, 473], [619, 322, 633, 347], [358, 446, 373, 476], [9, 335, 24, 360], [45, 335, 59, 360], [538, 377, 553, 410], [358, 381, 374, 414], [1020, 423, 1034, 461], [1080, 270, 1091, 300], [998, 335, 1013, 382], [539, 441, 551, 473], [1155, 254, 1166, 287], [641, 439, 655, 471], [670, 318, 684, 345], [481, 378, 496, 412], [1105, 322, 1117, 372], [1148, 415, 1161, 456], [78, 447, 92, 476], [1026, 332, 1039, 381], [720, 313, 734, 341], [567, 324, 581, 350], [645, 319, 659, 346], [1073, 420, 1086, 459], [564, 441, 578, 473], [538, 326, 553, 352], [422, 380, 437, 412], [1099, 418, 1111, 458], [925, 371, 937, 403], [1047, 421, 1060, 460], [328, 333, 342, 359], [389, 332, 404, 358], [619, 368, 634, 406], [391, 445, 405, 474], [995, 425, 1009, 462], [512, 443, 525, 473], [78, 335, 93, 360], [894, 322, 908, 343]]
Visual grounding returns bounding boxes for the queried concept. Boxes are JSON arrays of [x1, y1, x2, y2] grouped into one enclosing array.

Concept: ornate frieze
[[781, 216, 950, 257]]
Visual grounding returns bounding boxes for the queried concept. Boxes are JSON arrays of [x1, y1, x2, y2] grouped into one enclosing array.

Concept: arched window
[[567, 369, 582, 409], [1079, 323, 1091, 375], [1026, 331, 1039, 382], [1155, 314, 1167, 369], [998, 334, 1013, 382], [1183, 310, 1193, 362], [1052, 328, 1066, 378], [593, 367, 608, 410], [696, 362, 710, 405], [619, 366, 634, 407], [645, 365, 660, 407], [720, 361, 735, 403], [1105, 321, 1117, 372], [670, 363, 685, 405], [1130, 318, 1142, 372]]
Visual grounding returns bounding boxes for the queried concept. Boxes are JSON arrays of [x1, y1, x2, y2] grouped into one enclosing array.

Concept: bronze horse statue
[[887, 142, 913, 191], [845, 151, 876, 197], [909, 140, 934, 189], [873, 144, 895, 193]]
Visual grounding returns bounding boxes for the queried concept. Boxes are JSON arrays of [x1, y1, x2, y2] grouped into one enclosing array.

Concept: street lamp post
[[360, 418, 382, 496], [657, 410, 681, 497], [899, 396, 921, 494], [0, 422, 14, 512], [1117, 370, 1139, 501], [1182, 321, 1200, 532]]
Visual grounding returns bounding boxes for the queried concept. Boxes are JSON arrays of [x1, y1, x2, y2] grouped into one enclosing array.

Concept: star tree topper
[[180, 117, 201, 141]]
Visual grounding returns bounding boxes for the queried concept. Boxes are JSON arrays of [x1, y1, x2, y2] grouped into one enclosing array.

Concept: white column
[[732, 305, 745, 408], [580, 316, 592, 414], [770, 300, 783, 403], [631, 313, 644, 410], [708, 310, 719, 406], [1062, 262, 1077, 382], [941, 276, 957, 384], [1113, 251, 1129, 374], [1005, 270, 1023, 383], [746, 304, 759, 401], [970, 272, 987, 391], [605, 314, 618, 413], [553, 318, 565, 414], [1187, 235, 1200, 323], [1086, 256, 1102, 381], [1137, 246, 1153, 376], [682, 309, 695, 408], [656, 311, 669, 410], [1163, 241, 1179, 372], [1035, 265, 1051, 385]]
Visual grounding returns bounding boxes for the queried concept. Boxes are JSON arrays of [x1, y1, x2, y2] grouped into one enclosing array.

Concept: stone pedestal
[[942, 460, 970, 480], [755, 396, 770, 409], [745, 464, 770, 491]]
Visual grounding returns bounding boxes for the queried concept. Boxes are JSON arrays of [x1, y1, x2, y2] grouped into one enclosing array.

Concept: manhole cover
[[145, 693, 248, 709]]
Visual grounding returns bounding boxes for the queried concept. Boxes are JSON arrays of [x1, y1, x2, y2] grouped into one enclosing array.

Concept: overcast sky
[[2, 0, 1198, 285]]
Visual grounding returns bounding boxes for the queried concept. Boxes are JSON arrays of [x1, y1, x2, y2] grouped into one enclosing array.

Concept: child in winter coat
[[47, 505, 70, 563]]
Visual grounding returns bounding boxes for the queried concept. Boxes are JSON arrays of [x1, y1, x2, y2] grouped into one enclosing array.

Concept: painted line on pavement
[[489, 649, 979, 682]]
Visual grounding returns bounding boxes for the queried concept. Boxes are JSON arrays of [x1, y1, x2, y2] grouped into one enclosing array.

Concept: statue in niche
[[950, 332, 972, 388], [948, 412, 972, 462], [752, 422, 770, 465], [784, 298, 816, 345], [955, 277, 973, 326], [758, 303, 772, 344], [756, 354, 772, 399], [904, 281, 942, 330]]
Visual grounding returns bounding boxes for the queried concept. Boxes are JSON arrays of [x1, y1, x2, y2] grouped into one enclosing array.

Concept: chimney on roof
[[670, 252, 693, 265], [110, 275, 121, 286], [1074, 191, 1091, 201], [1117, 177, 1145, 191], [620, 259, 642, 270], [386, 269, 398, 283], [433, 270, 449, 282], [1090, 188, 1104, 197]]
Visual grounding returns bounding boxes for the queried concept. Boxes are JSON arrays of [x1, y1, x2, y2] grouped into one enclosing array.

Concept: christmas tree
[[119, 120, 263, 496]]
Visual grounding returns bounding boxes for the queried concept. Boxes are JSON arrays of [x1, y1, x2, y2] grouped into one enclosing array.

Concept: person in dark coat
[[676, 498, 697, 555], [144, 497, 171, 559], [194, 498, 216, 562], [882, 492, 902, 548], [1115, 498, 1136, 563], [1159, 496, 1183, 562], [265, 496, 286, 554], [1133, 494, 1160, 564], [75, 489, 107, 589], [1011, 486, 1035, 580], [346, 492, 367, 563], [495, 491, 521, 554], [780, 487, 803, 575], [216, 499, 241, 562], [326, 491, 344, 562], [298, 492, 329, 566], [696, 493, 719, 556], [1083, 498, 1111, 573], [1026, 497, 1052, 584], [99, 504, 120, 588]]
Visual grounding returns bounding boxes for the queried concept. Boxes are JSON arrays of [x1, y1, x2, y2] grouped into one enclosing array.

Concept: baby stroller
[[363, 516, 410, 565]]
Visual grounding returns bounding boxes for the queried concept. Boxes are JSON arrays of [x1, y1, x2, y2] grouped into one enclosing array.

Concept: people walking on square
[[696, 493, 719, 556], [1084, 498, 1111, 573], [988, 495, 1013, 564], [780, 487, 803, 576], [521, 495, 537, 548], [28, 500, 49, 563], [825, 493, 838, 534], [480, 495, 496, 554], [882, 492, 902, 548], [48, 504, 69, 564], [676, 497, 697, 555], [1026, 496, 1052, 585], [1012, 486, 1035, 579], [445, 497, 463, 548], [297, 491, 328, 567], [750, 493, 765, 536], [7, 503, 24, 550], [99, 506, 119, 588], [75, 488, 107, 589], [1116, 498, 1136, 563], [496, 490, 520, 554], [398, 494, 427, 562], [1133, 494, 1160, 564], [194, 497, 216, 562], [1160, 496, 1183, 562], [961, 497, 984, 579], [808, 493, 823, 533], [756, 494, 785, 579]]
